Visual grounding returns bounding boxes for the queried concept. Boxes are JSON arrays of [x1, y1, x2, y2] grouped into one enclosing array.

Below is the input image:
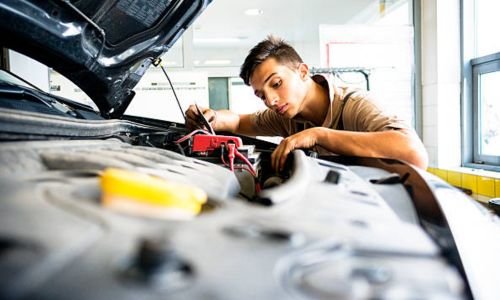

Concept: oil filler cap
[[100, 168, 207, 220]]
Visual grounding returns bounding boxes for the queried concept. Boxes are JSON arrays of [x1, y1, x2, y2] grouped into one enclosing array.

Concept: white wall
[[421, 0, 462, 168], [125, 70, 209, 123]]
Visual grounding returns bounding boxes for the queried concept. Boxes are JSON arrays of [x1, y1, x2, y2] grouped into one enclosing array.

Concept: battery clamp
[[191, 134, 242, 154], [175, 131, 259, 181]]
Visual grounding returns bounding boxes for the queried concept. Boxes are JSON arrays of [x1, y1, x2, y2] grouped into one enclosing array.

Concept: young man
[[186, 35, 428, 171]]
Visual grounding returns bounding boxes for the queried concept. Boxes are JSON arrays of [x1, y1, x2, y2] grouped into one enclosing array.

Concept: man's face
[[249, 57, 308, 119]]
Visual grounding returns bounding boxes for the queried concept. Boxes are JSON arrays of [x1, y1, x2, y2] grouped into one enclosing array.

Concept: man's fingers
[[278, 146, 291, 171], [272, 139, 293, 172], [273, 142, 285, 171], [185, 110, 199, 129], [206, 110, 216, 123], [185, 105, 200, 118], [185, 105, 215, 130]]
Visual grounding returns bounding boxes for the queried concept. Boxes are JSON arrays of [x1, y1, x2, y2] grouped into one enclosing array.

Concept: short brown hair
[[239, 35, 303, 85]]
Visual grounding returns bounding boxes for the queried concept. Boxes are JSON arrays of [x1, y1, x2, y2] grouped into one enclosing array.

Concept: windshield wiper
[[0, 84, 78, 117]]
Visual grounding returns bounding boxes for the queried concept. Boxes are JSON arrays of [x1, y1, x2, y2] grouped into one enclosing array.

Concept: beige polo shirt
[[251, 74, 410, 137]]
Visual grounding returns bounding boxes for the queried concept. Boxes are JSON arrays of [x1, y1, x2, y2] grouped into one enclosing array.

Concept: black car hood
[[0, 0, 211, 118]]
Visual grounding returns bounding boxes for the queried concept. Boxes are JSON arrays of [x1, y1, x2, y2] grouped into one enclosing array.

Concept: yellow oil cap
[[100, 168, 207, 220]]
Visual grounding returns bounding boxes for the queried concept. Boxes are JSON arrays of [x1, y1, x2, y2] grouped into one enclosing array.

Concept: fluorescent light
[[204, 59, 232, 65], [244, 8, 263, 16]]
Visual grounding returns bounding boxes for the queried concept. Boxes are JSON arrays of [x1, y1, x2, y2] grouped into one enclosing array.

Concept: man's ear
[[298, 63, 309, 80]]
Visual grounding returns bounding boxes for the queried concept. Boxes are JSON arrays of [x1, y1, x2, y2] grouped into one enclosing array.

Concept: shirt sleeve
[[250, 109, 291, 137], [342, 92, 411, 132]]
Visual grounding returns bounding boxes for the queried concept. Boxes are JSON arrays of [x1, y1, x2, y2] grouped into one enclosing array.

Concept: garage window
[[462, 0, 500, 170], [471, 54, 500, 167]]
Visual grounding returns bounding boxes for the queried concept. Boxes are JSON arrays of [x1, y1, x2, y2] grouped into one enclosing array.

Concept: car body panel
[[0, 0, 211, 118]]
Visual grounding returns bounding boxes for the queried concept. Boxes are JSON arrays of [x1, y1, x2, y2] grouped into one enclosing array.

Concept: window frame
[[461, 0, 500, 172], [469, 53, 500, 169]]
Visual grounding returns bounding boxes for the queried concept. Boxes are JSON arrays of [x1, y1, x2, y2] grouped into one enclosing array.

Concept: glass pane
[[208, 77, 229, 110], [479, 71, 500, 156], [475, 0, 500, 57], [49, 69, 97, 110]]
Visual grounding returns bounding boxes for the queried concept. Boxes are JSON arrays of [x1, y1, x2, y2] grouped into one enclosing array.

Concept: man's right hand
[[185, 104, 217, 131]]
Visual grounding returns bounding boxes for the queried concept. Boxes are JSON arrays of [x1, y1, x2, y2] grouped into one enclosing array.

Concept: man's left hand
[[271, 128, 321, 172]]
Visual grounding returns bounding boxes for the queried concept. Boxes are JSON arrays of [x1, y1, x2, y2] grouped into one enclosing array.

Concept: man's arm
[[271, 127, 429, 171], [185, 105, 259, 136]]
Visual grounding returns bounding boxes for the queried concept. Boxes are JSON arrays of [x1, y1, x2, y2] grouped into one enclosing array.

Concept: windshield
[[0, 69, 41, 90], [0, 67, 101, 120]]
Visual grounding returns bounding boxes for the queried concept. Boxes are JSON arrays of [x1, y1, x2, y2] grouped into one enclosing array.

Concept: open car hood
[[0, 0, 211, 118]]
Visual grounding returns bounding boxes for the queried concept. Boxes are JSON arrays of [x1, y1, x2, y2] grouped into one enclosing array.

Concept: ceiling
[[163, 0, 410, 70], [193, 0, 379, 46]]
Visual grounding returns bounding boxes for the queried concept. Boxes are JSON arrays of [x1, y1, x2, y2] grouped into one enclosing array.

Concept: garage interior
[[1, 1, 500, 299], [6, 0, 498, 205]]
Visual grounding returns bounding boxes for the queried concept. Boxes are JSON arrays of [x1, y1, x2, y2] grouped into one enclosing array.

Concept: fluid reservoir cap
[[488, 198, 500, 215], [100, 168, 207, 219], [324, 170, 340, 184]]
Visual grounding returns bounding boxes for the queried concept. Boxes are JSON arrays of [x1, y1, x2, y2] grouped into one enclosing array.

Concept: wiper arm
[[0, 85, 77, 116]]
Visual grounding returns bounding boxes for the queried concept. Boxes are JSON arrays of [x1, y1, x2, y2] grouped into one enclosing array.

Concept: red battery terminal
[[191, 134, 243, 153]]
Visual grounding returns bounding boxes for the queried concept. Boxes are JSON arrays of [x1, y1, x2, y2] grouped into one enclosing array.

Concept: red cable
[[222, 143, 260, 194], [221, 144, 258, 179], [234, 148, 257, 177], [227, 143, 235, 172], [174, 129, 210, 144]]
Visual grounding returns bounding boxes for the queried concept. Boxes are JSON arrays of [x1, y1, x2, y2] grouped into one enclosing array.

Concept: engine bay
[[0, 113, 469, 299]]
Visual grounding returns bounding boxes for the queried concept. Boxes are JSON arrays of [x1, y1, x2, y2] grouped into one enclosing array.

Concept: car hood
[[0, 0, 211, 118]]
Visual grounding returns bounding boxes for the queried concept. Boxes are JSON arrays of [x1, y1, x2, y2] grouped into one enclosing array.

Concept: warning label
[[117, 0, 171, 27]]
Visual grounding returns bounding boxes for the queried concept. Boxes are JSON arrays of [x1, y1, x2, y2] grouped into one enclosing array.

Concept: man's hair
[[239, 35, 303, 85]]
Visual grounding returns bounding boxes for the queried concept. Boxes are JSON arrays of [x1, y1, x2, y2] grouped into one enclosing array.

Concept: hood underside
[[0, 0, 211, 118]]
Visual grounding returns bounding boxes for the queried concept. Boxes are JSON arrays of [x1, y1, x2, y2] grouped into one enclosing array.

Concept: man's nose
[[265, 92, 278, 106]]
